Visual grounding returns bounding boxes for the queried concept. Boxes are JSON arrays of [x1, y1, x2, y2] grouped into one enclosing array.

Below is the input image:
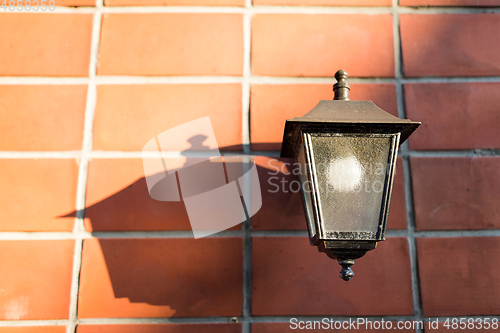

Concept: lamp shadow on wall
[[61, 136, 305, 316]]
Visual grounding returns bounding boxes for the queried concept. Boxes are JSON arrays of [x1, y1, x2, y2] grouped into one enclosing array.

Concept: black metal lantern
[[281, 70, 420, 281]]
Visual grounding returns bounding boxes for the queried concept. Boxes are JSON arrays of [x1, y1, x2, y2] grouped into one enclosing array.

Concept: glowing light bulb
[[327, 156, 364, 192]]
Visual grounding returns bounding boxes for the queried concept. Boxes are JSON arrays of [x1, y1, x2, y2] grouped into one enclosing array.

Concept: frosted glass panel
[[309, 134, 393, 237]]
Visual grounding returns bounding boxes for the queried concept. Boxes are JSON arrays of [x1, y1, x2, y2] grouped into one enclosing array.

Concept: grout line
[[242, 9, 252, 156], [0, 232, 83, 240], [0, 321, 68, 327], [4, 75, 500, 85], [22, 5, 392, 14], [67, 2, 103, 332], [398, 76, 500, 83], [242, 199, 253, 333], [0, 230, 244, 240], [0, 149, 499, 159], [413, 229, 500, 238], [0, 78, 91, 84], [391, 5, 402, 84], [385, 229, 408, 237], [36, 4, 500, 14], [109, 5, 390, 14], [1, 229, 499, 240], [400, 108, 425, 330], [68, 239, 83, 333], [78, 317, 240, 324], [242, 3, 253, 333], [251, 229, 500, 238], [1, 315, 500, 327], [393, 0, 424, 330], [89, 230, 242, 238], [251, 230, 309, 237], [403, 156, 424, 326], [399, 149, 500, 157], [0, 151, 83, 158]]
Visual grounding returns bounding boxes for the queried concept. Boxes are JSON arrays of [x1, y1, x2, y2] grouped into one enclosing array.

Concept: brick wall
[[1, 1, 500, 333]]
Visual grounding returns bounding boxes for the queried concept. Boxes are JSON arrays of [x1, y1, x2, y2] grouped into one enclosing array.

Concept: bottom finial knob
[[338, 259, 355, 281]]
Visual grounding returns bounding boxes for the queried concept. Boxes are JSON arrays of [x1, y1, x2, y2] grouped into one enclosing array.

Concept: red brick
[[252, 15, 394, 77], [105, 0, 245, 5], [405, 83, 500, 150], [401, 0, 500, 6], [252, 157, 406, 231], [85, 159, 191, 231], [252, 237, 413, 316], [77, 324, 242, 333], [0, 240, 74, 320], [0, 159, 78, 231], [418, 237, 500, 316], [98, 14, 243, 76], [0, 14, 92, 76], [251, 84, 398, 151], [252, 322, 415, 332], [0, 85, 86, 151], [57, 0, 96, 5], [0, 328, 65, 333], [388, 157, 406, 230], [400, 14, 500, 77], [78, 238, 243, 318], [253, 0, 390, 5], [411, 157, 500, 231], [94, 84, 242, 151]]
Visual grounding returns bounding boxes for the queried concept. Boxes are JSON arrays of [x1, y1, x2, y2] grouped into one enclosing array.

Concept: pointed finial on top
[[333, 69, 350, 101]]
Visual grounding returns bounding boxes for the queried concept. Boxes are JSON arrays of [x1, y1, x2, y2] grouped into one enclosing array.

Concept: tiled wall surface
[[1, 1, 500, 333]]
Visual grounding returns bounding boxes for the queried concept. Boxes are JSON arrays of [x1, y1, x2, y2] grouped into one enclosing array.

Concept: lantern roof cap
[[296, 100, 406, 123], [281, 99, 420, 157]]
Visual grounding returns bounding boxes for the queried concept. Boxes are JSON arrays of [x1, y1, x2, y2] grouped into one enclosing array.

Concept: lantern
[[280, 70, 420, 281]]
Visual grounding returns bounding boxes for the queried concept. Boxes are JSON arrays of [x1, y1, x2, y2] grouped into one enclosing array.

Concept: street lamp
[[280, 70, 420, 281]]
